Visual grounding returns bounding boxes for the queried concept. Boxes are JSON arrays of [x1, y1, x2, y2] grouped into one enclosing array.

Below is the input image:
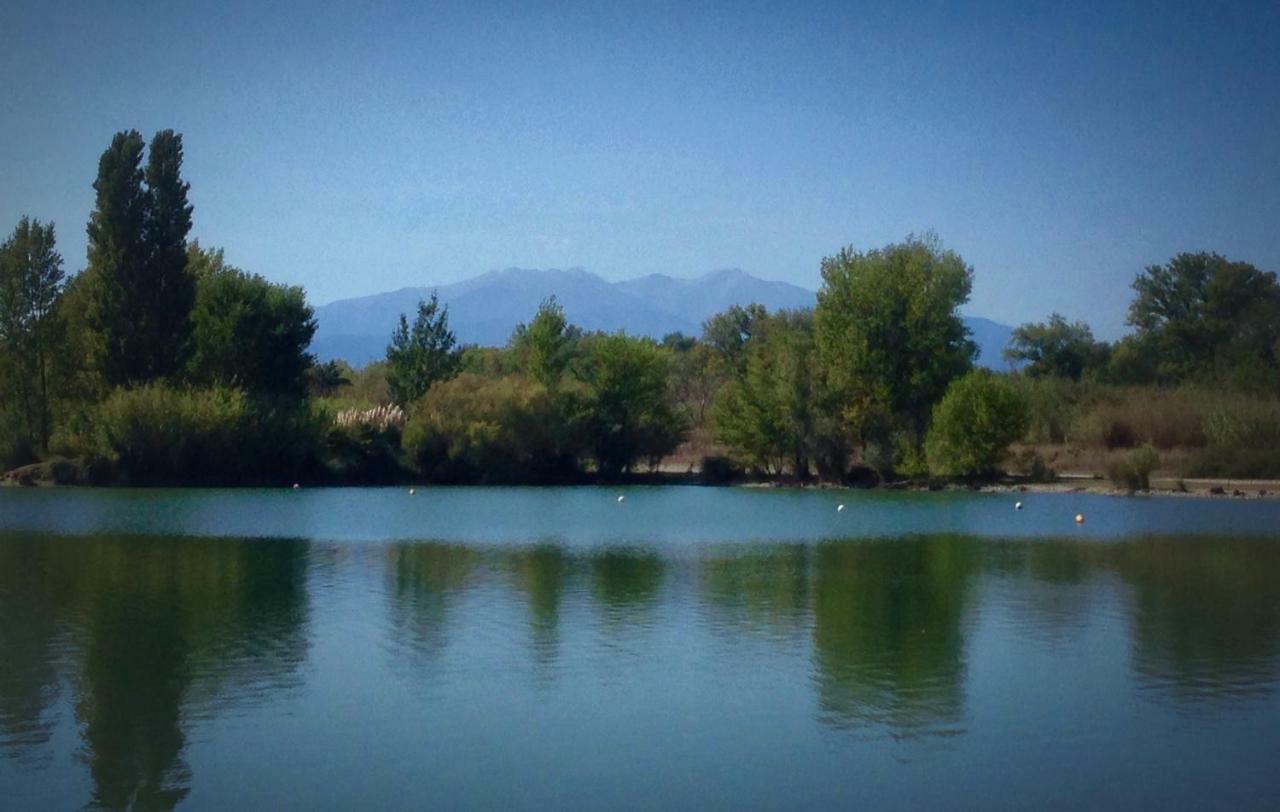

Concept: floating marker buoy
[[292, 483, 300, 490], [409, 488, 416, 495], [1075, 513, 1085, 524], [837, 504, 845, 512], [1015, 501, 1023, 510], [617, 495, 625, 503]]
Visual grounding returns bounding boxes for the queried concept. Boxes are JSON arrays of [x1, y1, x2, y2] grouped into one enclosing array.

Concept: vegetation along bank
[[3, 130, 1279, 489]]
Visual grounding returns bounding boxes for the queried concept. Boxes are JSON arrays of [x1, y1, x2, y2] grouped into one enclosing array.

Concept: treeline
[[3, 130, 1279, 486], [1, 130, 318, 483]]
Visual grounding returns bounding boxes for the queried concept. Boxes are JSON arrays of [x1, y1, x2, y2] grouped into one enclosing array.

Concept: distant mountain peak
[[311, 267, 1014, 369], [699, 267, 749, 281]]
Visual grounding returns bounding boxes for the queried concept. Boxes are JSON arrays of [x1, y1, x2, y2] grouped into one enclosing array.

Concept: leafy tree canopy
[[0, 217, 66, 452], [510, 296, 578, 386], [576, 333, 687, 476], [185, 244, 317, 400], [1004, 313, 1109, 380], [815, 233, 976, 443], [714, 310, 818, 478], [702, 303, 769, 376], [1127, 252, 1280, 387]]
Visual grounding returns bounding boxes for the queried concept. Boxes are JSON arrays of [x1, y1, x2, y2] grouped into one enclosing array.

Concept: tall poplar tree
[[84, 129, 195, 386], [85, 130, 150, 386], [143, 129, 196, 378]]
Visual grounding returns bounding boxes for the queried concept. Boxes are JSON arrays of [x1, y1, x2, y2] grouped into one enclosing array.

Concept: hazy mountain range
[[312, 267, 1015, 369]]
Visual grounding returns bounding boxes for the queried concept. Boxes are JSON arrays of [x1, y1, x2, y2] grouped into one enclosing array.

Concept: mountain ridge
[[312, 267, 1014, 369]]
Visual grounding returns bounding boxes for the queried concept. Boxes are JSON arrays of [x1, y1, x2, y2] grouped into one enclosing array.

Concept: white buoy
[[1075, 513, 1085, 524], [617, 495, 625, 503], [1015, 501, 1023, 510], [409, 488, 416, 495], [292, 483, 300, 490], [837, 504, 845, 512]]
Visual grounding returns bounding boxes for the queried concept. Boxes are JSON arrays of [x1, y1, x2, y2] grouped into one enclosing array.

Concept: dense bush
[[1106, 443, 1159, 492], [1072, 387, 1211, 450], [1188, 400, 1280, 478], [1010, 448, 1056, 482], [1013, 377, 1094, 444], [0, 403, 37, 470], [699, 455, 742, 484], [91, 384, 322, 484], [322, 423, 406, 484], [925, 371, 1029, 477], [402, 373, 582, 483]]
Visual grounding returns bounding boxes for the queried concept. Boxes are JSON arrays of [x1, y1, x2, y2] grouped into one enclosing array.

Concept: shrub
[[1106, 443, 1159, 492], [1011, 448, 1056, 482], [1014, 376, 1089, 444], [1187, 399, 1280, 478], [1071, 386, 1257, 450], [93, 384, 323, 484], [0, 402, 37, 471], [402, 373, 582, 483], [925, 370, 1029, 478], [322, 422, 405, 484], [699, 455, 742, 485], [1202, 404, 1280, 450]]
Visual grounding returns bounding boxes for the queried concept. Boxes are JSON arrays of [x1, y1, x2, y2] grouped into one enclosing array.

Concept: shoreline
[[4, 458, 1278, 499]]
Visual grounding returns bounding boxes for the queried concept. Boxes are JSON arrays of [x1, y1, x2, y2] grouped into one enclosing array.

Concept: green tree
[[143, 129, 196, 375], [924, 370, 1029, 477], [510, 296, 577, 385], [84, 130, 149, 385], [667, 339, 721, 429], [702, 303, 768, 376], [714, 310, 817, 478], [0, 217, 66, 453], [660, 331, 697, 353], [576, 333, 687, 476], [386, 292, 461, 406], [815, 234, 976, 447], [185, 245, 317, 399], [1004, 313, 1109, 380], [1127, 251, 1280, 386], [83, 130, 195, 386]]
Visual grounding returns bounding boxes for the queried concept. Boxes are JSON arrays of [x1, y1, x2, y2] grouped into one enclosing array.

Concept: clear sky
[[2, 0, 1277, 338]]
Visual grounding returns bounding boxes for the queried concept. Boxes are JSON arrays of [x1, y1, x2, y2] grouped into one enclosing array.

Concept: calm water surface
[[2, 487, 1280, 810]]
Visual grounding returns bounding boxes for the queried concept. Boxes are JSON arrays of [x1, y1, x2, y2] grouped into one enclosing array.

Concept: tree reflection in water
[[0, 534, 309, 811], [810, 536, 977, 736], [384, 542, 478, 664], [6, 527, 1280, 808], [507, 544, 572, 670]]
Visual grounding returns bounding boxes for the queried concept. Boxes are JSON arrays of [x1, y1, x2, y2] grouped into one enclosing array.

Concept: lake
[[2, 486, 1280, 810]]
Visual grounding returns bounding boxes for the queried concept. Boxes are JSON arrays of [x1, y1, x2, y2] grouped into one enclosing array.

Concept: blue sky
[[2, 0, 1277, 338]]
